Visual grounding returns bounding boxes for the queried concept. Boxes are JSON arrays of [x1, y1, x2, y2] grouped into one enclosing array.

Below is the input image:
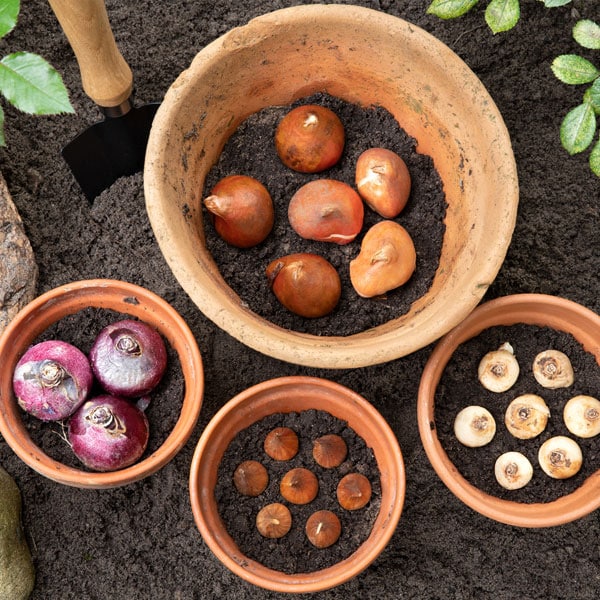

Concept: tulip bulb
[[504, 394, 550, 439], [532, 349, 574, 389], [454, 405, 496, 447], [477, 342, 519, 393], [494, 451, 533, 490], [563, 395, 600, 438], [538, 436, 582, 479]]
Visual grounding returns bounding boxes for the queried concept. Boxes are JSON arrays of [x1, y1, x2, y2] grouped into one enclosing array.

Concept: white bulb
[[495, 451, 533, 490], [538, 436, 582, 479], [532, 349, 574, 389], [478, 342, 519, 393], [563, 395, 600, 438], [504, 394, 550, 439], [454, 405, 496, 447]]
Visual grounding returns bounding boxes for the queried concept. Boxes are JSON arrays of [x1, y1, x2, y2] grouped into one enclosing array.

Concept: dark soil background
[[1, 1, 599, 599]]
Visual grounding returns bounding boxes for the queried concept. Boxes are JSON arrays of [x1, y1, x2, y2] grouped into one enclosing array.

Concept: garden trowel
[[48, 0, 159, 201]]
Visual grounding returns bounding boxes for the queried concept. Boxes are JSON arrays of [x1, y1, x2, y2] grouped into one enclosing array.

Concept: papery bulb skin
[[90, 319, 167, 398], [68, 395, 149, 471], [13, 340, 93, 421]]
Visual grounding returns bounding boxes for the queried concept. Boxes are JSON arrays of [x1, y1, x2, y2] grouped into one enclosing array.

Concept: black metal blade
[[62, 102, 160, 202]]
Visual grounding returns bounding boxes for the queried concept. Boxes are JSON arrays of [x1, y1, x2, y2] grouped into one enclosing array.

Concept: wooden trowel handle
[[48, 0, 133, 108]]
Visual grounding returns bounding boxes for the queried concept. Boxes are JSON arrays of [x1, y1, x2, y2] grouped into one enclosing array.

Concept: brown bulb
[[256, 503, 292, 539], [288, 179, 364, 245], [279, 467, 319, 505], [275, 104, 345, 173], [312, 434, 347, 468], [305, 510, 342, 549], [349, 220, 416, 298], [203, 174, 274, 248], [264, 427, 299, 461], [355, 147, 411, 218], [266, 253, 341, 318], [232, 460, 268, 497], [336, 473, 372, 510]]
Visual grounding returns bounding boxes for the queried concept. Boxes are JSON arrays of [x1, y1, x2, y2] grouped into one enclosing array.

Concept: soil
[[214, 409, 381, 573], [1, 1, 599, 600]]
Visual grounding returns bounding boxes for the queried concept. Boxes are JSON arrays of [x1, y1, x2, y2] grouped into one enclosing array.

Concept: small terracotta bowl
[[0, 279, 204, 489], [417, 294, 600, 527], [189, 376, 405, 593], [145, 5, 518, 369]]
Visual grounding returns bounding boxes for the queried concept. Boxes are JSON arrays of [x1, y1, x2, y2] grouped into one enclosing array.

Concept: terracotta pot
[[145, 5, 518, 369], [417, 294, 600, 527], [0, 279, 204, 489], [189, 376, 405, 593]]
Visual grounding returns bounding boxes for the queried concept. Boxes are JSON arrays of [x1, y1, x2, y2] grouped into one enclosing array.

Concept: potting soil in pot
[[214, 409, 382, 573], [435, 324, 600, 502], [202, 92, 447, 336]]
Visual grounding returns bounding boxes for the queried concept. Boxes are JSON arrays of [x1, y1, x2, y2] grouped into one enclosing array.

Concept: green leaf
[[485, 0, 520, 34], [0, 0, 19, 39], [573, 20, 600, 50], [584, 78, 600, 114], [539, 0, 571, 7], [0, 52, 73, 115], [0, 104, 5, 147], [560, 103, 597, 154], [427, 0, 479, 19], [551, 54, 600, 84], [590, 138, 600, 176]]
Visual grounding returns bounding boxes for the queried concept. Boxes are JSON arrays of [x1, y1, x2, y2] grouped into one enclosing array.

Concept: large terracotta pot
[[145, 5, 518, 369], [0, 279, 204, 489]]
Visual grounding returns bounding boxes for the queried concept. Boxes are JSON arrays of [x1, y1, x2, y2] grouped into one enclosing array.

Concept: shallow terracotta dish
[[189, 376, 405, 592], [145, 5, 518, 369], [417, 294, 600, 527], [0, 279, 204, 489]]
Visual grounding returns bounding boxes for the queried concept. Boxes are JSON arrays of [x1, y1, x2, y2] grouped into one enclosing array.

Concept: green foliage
[[553, 21, 600, 177], [573, 19, 600, 50], [427, 0, 571, 34], [551, 55, 599, 84], [0, 0, 18, 38], [485, 0, 520, 34], [0, 0, 73, 146], [427, 0, 479, 20], [540, 0, 571, 7]]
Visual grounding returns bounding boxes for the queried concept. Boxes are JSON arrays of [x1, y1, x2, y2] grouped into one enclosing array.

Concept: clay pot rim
[[144, 4, 518, 369], [0, 279, 204, 489], [417, 293, 600, 527], [189, 375, 405, 593]]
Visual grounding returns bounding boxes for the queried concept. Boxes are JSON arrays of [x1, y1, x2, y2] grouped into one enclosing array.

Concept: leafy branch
[[551, 19, 600, 176], [0, 0, 73, 146], [427, 0, 571, 35]]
